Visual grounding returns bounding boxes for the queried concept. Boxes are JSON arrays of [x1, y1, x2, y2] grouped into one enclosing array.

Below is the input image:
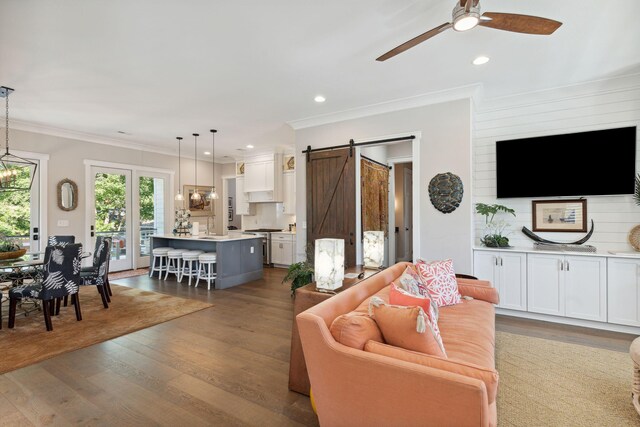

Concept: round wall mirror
[[57, 179, 78, 211]]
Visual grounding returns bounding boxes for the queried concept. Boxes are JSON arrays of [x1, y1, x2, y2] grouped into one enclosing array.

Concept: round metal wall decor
[[428, 172, 463, 214]]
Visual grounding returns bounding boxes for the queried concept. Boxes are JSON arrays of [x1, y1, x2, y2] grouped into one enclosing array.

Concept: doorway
[[86, 162, 172, 272], [396, 163, 413, 262], [0, 154, 44, 251]]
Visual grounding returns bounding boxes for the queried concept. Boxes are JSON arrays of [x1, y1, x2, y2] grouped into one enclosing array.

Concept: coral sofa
[[296, 262, 500, 427]]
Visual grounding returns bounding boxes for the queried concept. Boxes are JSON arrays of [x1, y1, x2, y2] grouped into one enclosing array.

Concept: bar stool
[[149, 247, 172, 278], [165, 248, 187, 280], [196, 252, 217, 290], [180, 250, 204, 286]]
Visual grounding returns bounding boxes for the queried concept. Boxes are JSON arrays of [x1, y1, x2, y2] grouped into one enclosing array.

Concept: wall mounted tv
[[496, 126, 637, 199]]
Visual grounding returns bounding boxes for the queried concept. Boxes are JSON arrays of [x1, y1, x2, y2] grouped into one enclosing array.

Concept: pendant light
[[0, 86, 37, 192], [191, 133, 201, 201], [207, 129, 219, 200], [174, 136, 184, 201]]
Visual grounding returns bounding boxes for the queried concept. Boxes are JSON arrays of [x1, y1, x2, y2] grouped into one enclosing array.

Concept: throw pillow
[[389, 284, 444, 350], [415, 258, 461, 307], [368, 296, 446, 357], [330, 312, 384, 350], [395, 266, 428, 296], [389, 282, 439, 322]]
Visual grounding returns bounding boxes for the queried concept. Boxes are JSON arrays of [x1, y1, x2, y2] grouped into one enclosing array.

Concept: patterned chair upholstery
[[47, 235, 76, 247], [8, 243, 84, 331], [80, 237, 112, 308]]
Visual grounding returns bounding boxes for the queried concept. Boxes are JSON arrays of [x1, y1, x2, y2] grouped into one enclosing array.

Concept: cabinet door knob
[[560, 260, 564, 271], [500, 257, 503, 266], [566, 260, 570, 271]]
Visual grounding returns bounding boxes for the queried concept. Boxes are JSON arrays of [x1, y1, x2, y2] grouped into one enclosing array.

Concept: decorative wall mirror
[[57, 178, 78, 211]]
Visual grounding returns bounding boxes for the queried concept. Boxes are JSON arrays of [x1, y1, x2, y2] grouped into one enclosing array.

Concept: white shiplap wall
[[473, 74, 640, 252]]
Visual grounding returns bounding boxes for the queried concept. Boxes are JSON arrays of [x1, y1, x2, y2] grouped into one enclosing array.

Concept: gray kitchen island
[[150, 234, 263, 289]]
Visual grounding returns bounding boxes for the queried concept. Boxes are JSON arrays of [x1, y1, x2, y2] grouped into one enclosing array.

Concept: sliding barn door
[[307, 148, 356, 268]]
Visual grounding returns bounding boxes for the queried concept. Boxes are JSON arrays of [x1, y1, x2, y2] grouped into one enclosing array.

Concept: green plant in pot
[[475, 203, 516, 248], [0, 235, 24, 260], [282, 244, 314, 296]]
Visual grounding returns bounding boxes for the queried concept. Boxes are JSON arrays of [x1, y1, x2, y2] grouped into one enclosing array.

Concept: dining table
[[0, 253, 47, 316]]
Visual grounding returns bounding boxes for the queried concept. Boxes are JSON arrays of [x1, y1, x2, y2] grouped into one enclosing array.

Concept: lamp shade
[[363, 231, 384, 269], [314, 238, 345, 290]]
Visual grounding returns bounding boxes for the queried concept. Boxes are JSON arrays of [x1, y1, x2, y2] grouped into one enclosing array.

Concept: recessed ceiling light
[[246, 144, 254, 149], [204, 151, 211, 155], [473, 56, 490, 65], [314, 95, 326, 103]]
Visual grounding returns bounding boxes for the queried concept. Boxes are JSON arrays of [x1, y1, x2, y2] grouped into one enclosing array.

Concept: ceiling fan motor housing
[[452, 3, 481, 31]]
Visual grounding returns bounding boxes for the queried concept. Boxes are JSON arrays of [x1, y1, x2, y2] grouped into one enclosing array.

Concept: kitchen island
[[151, 234, 263, 289]]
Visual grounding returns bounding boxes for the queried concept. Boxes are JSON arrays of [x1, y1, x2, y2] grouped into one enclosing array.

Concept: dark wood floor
[[0, 267, 635, 425]]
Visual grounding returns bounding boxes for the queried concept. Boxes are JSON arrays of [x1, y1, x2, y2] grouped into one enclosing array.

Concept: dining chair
[[8, 243, 83, 331], [80, 237, 111, 308], [47, 235, 76, 247]]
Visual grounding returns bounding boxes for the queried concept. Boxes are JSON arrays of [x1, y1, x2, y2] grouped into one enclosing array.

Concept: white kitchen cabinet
[[527, 253, 606, 321], [282, 171, 295, 215], [271, 233, 295, 267], [235, 177, 254, 216], [473, 250, 527, 311], [244, 154, 283, 202], [608, 258, 640, 327], [245, 161, 273, 192]]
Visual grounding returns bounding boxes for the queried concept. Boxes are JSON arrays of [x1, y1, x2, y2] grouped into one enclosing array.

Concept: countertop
[[474, 245, 640, 259], [152, 234, 262, 243]]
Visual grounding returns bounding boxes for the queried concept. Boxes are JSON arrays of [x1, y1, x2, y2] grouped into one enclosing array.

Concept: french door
[[135, 172, 167, 268], [89, 167, 133, 272], [87, 165, 171, 272]]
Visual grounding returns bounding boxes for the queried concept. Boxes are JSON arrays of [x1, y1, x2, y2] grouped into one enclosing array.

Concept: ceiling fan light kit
[[376, 0, 562, 62], [452, 3, 480, 32]]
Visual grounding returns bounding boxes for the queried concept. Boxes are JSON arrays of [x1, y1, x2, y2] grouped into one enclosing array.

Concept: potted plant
[[282, 245, 314, 296], [475, 203, 516, 248], [0, 235, 26, 260]]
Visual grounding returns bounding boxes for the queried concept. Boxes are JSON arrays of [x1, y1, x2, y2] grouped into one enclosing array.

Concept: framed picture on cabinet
[[283, 155, 295, 171], [532, 199, 587, 232]]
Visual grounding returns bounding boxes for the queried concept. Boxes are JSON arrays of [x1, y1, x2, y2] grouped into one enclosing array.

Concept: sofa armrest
[[458, 283, 499, 305], [297, 311, 493, 427]]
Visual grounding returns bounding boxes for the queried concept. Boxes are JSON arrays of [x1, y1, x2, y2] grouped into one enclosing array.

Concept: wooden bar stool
[[149, 247, 172, 278], [180, 250, 204, 286], [196, 252, 217, 290], [165, 249, 187, 280]]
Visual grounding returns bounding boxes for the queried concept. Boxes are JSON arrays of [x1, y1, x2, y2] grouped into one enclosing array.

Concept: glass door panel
[[92, 167, 132, 271], [0, 161, 39, 251], [136, 174, 166, 268]]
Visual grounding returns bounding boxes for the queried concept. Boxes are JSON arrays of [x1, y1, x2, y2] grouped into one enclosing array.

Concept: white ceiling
[[1, 0, 639, 160]]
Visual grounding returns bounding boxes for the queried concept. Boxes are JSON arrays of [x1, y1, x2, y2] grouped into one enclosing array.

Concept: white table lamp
[[314, 238, 345, 290], [363, 231, 384, 269]]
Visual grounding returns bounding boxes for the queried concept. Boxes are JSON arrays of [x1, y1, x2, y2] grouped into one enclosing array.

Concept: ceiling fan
[[376, 0, 562, 62]]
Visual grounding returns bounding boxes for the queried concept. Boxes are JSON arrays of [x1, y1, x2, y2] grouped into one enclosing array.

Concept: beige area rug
[[108, 268, 150, 280], [0, 284, 212, 374], [497, 331, 638, 426]]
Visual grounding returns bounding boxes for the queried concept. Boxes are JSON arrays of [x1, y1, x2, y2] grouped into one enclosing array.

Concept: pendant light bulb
[[191, 133, 200, 201], [175, 137, 184, 201], [207, 129, 219, 201]]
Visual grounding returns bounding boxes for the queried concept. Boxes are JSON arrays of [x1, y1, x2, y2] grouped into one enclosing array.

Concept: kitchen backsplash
[[241, 203, 295, 231]]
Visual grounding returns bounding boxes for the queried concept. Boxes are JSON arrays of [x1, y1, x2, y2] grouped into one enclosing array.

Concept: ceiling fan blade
[[376, 23, 452, 62], [479, 12, 562, 35]]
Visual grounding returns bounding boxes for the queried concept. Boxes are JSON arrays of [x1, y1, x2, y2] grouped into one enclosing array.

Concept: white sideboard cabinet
[[473, 250, 527, 311], [608, 258, 640, 327]]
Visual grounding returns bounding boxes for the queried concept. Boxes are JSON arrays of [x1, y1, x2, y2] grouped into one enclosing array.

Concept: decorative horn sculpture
[[521, 220, 595, 245]]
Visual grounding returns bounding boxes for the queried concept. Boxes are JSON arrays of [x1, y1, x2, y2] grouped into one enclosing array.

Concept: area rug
[[108, 268, 149, 280], [0, 284, 212, 374], [496, 331, 637, 426]]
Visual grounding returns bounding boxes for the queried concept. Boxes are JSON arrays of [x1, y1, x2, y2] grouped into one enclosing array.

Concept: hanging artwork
[[428, 172, 463, 214], [184, 185, 212, 216], [361, 158, 389, 235]]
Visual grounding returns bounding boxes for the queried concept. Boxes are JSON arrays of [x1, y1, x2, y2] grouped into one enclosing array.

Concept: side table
[[288, 267, 378, 395]]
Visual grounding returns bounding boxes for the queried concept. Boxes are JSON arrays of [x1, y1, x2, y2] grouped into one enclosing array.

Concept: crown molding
[[287, 83, 483, 130], [9, 119, 178, 157]]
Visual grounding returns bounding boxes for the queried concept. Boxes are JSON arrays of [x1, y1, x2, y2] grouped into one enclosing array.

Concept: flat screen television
[[496, 126, 637, 198]]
